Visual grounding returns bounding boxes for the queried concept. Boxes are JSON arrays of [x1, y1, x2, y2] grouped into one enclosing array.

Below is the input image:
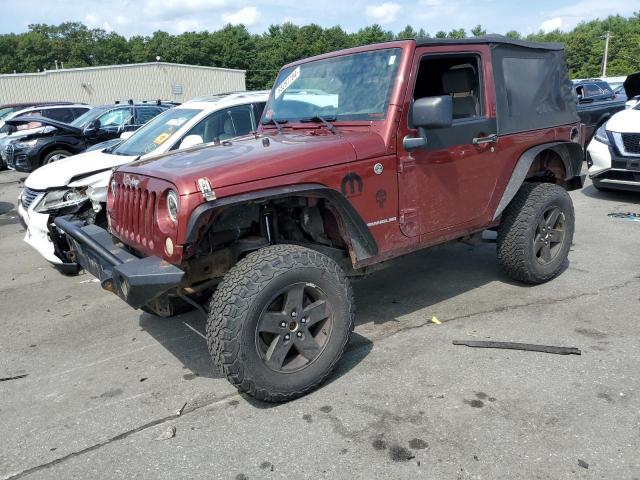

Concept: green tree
[[471, 24, 486, 37]]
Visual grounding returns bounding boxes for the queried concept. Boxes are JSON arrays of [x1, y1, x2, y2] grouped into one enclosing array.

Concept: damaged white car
[[18, 91, 269, 273], [587, 76, 640, 193]]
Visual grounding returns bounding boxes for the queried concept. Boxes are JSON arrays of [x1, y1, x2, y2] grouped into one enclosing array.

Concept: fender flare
[[492, 141, 583, 221], [183, 183, 378, 262]]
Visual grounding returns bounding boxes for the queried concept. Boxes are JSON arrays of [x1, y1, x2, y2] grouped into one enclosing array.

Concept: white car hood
[[607, 107, 640, 134], [25, 149, 136, 190]]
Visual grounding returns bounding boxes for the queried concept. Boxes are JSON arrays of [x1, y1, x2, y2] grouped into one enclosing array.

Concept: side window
[[583, 84, 602, 98], [413, 55, 482, 120], [43, 108, 75, 124], [72, 107, 90, 118], [97, 108, 132, 129], [253, 102, 266, 124], [184, 105, 254, 144], [135, 107, 164, 125]]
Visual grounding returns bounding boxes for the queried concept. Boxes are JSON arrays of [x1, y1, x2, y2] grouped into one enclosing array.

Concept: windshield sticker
[[274, 66, 301, 99], [153, 132, 171, 145], [166, 118, 188, 127], [388, 55, 396, 65]]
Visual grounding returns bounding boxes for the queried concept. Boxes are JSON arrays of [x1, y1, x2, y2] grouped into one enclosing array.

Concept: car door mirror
[[120, 131, 134, 140], [180, 134, 204, 149], [411, 95, 453, 129], [84, 119, 101, 135], [404, 96, 453, 151]]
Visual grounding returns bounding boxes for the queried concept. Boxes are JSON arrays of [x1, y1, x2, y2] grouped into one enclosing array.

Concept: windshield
[[70, 106, 108, 128], [264, 48, 402, 123], [111, 108, 201, 156]]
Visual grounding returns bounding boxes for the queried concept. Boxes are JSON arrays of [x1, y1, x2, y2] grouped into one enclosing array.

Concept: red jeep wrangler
[[58, 36, 584, 402]]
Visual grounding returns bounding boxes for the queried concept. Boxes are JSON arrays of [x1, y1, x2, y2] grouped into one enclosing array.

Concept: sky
[[0, 0, 636, 37]]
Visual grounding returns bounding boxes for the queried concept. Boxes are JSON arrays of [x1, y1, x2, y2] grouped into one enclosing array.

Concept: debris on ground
[[176, 401, 188, 416], [431, 316, 441, 325], [578, 459, 589, 469], [0, 373, 28, 382], [155, 425, 176, 441], [452, 340, 581, 355], [608, 212, 640, 222]]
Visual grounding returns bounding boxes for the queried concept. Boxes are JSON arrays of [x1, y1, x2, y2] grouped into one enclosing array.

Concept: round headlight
[[167, 190, 179, 222]]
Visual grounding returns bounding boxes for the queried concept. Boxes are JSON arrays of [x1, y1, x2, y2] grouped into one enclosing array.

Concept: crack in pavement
[[1, 392, 240, 480], [364, 277, 640, 342]]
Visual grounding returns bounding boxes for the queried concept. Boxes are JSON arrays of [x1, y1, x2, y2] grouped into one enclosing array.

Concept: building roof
[[0, 62, 245, 78]]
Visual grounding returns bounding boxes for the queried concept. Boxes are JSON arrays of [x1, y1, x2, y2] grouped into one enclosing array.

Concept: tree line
[[0, 12, 638, 90]]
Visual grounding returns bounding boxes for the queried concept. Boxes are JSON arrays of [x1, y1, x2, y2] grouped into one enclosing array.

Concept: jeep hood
[[120, 130, 387, 195], [25, 149, 136, 190], [5, 115, 81, 134]]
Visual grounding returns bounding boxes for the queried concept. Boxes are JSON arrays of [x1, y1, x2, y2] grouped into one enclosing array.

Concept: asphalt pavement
[[1, 168, 639, 479]]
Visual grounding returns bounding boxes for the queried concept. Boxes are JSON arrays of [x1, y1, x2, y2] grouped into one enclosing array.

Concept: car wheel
[[43, 150, 72, 165], [497, 182, 575, 284], [207, 244, 354, 402]]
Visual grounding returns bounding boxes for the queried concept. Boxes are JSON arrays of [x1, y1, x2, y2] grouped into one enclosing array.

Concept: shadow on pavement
[[0, 201, 14, 215], [580, 184, 640, 204]]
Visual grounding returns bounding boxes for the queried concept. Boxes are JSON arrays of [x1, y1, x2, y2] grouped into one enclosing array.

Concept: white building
[[0, 62, 246, 105]]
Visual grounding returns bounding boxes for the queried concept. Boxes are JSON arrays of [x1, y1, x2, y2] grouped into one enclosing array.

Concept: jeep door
[[397, 46, 502, 238]]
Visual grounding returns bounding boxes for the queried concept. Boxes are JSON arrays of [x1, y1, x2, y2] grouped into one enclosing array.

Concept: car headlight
[[167, 190, 179, 223], [13, 139, 38, 150], [35, 188, 88, 213], [594, 124, 610, 145]]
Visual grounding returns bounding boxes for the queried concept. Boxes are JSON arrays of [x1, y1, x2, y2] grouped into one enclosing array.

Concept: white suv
[[587, 102, 640, 192], [18, 91, 269, 273]]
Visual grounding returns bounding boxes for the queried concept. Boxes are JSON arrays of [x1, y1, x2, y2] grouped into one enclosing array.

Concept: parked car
[[0, 101, 79, 122], [18, 91, 269, 273], [0, 104, 91, 169], [4, 101, 174, 172], [574, 79, 627, 143], [587, 77, 640, 192], [57, 37, 584, 402]]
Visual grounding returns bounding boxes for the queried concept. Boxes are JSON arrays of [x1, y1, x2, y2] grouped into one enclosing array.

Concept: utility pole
[[602, 31, 611, 77]]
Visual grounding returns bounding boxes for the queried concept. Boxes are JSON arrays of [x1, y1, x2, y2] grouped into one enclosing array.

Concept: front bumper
[[5, 145, 37, 172], [54, 216, 185, 309], [588, 138, 640, 192]]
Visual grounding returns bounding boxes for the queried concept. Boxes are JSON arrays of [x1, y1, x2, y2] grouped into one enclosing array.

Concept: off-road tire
[[497, 182, 574, 284], [42, 149, 72, 165], [207, 244, 354, 402]]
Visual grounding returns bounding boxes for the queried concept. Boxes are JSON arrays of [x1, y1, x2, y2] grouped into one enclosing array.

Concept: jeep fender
[[184, 183, 378, 262], [493, 141, 583, 221]]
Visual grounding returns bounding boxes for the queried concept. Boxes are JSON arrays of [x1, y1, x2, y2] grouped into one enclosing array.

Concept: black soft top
[[416, 35, 564, 51], [414, 34, 578, 134]]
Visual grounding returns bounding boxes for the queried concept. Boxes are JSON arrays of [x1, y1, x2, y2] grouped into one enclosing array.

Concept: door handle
[[472, 134, 498, 145]]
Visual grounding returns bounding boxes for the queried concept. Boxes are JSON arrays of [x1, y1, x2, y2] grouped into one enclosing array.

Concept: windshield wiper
[[261, 118, 287, 134], [300, 115, 337, 135]]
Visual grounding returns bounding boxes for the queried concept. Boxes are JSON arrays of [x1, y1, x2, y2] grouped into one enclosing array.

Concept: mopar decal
[[274, 66, 300, 99], [341, 173, 363, 197]]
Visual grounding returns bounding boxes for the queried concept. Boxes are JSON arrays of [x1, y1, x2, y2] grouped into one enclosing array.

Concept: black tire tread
[[206, 244, 354, 403], [497, 182, 573, 284]]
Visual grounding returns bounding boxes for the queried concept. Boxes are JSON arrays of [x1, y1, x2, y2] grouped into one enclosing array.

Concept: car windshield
[[70, 106, 109, 128], [111, 108, 201, 156], [0, 107, 16, 120], [264, 48, 402, 123]]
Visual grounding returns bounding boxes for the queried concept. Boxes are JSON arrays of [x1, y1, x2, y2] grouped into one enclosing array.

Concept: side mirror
[[84, 119, 101, 135], [404, 95, 453, 151], [180, 134, 204, 149], [120, 131, 134, 140], [411, 95, 453, 129]]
